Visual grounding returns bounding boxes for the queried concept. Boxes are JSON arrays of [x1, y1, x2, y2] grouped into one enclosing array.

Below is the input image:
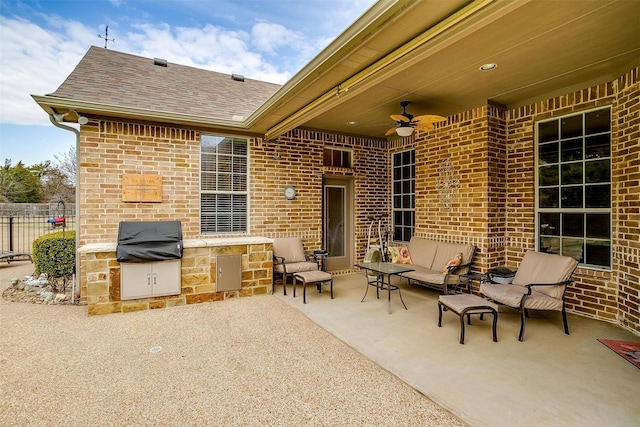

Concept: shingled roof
[[47, 46, 281, 121]]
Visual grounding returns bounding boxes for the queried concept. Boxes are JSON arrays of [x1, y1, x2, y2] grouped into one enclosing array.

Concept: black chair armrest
[[524, 279, 574, 294], [446, 260, 473, 274]]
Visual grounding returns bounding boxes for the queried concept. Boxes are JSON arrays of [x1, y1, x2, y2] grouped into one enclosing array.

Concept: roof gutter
[[32, 95, 248, 131], [47, 113, 81, 303], [261, 0, 498, 140], [246, 0, 417, 128]]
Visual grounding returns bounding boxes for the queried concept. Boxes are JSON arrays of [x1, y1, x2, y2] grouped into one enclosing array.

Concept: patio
[[2, 261, 638, 426], [275, 272, 639, 426]]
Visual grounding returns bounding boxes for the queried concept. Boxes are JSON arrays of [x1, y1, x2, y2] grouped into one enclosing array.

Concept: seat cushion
[[401, 266, 462, 286], [407, 237, 438, 269], [439, 294, 499, 313], [480, 283, 564, 311], [294, 270, 332, 283], [432, 242, 474, 274], [274, 261, 318, 274], [402, 269, 446, 285], [481, 283, 528, 308], [512, 251, 578, 299], [273, 237, 307, 262]]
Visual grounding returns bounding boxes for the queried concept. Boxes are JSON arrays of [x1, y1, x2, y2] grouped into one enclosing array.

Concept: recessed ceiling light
[[346, 121, 357, 125], [480, 63, 497, 71]]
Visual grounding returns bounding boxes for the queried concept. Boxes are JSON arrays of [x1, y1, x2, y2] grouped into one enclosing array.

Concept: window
[[200, 135, 248, 234], [323, 148, 352, 168], [392, 149, 415, 242], [536, 107, 611, 269]]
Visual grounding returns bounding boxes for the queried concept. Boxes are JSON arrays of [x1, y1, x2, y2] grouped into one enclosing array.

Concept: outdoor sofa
[[396, 236, 476, 294]]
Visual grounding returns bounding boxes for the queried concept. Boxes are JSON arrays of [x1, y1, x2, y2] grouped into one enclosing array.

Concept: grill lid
[[116, 220, 183, 262]]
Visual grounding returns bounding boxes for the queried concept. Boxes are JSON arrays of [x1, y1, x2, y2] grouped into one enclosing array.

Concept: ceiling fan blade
[[414, 122, 435, 131], [390, 114, 411, 123], [412, 114, 446, 124], [385, 127, 398, 136]]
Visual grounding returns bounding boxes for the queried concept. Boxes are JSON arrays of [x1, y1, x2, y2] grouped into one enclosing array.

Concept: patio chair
[[480, 251, 578, 342], [272, 237, 321, 295]]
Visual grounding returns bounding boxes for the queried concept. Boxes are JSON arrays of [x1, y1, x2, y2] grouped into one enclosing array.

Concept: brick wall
[[611, 68, 639, 332], [411, 107, 493, 269], [250, 128, 389, 262], [78, 121, 201, 246], [388, 68, 638, 334], [76, 69, 638, 332], [505, 68, 639, 334], [76, 122, 388, 307]]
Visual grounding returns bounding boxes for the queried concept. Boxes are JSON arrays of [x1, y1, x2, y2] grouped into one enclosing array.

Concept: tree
[[0, 160, 42, 203], [54, 145, 76, 184], [0, 156, 75, 204]]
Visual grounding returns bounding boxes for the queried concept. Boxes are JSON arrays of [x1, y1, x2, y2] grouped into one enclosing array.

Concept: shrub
[[32, 230, 76, 278]]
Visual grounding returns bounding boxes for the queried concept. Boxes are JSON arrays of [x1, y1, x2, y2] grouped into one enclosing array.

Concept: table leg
[[398, 288, 407, 311], [361, 283, 369, 303], [387, 274, 392, 314]]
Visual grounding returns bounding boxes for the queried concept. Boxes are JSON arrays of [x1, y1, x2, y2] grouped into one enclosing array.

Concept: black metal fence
[[0, 203, 76, 255]]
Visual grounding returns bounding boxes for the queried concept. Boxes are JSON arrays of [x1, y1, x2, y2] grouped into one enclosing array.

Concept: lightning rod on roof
[[99, 25, 115, 49]]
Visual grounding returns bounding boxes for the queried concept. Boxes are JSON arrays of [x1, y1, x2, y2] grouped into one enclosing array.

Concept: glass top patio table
[[355, 262, 414, 275], [355, 262, 414, 314]]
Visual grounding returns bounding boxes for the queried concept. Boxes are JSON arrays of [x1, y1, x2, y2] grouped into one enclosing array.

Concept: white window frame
[[534, 106, 612, 270], [392, 149, 415, 243], [200, 134, 249, 234]]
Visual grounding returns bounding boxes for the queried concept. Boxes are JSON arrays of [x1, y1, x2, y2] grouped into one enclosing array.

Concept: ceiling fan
[[385, 101, 446, 137]]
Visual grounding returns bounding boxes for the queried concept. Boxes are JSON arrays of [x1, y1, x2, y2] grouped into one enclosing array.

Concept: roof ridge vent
[[231, 73, 245, 82], [154, 58, 168, 67]]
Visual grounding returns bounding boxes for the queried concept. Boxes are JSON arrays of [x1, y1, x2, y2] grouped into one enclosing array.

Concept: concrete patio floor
[[275, 272, 639, 427]]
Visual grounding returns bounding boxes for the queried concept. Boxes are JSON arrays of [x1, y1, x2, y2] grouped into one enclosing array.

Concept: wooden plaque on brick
[[122, 174, 162, 202]]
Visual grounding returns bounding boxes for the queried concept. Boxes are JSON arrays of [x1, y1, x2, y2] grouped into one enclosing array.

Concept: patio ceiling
[[248, 0, 640, 140]]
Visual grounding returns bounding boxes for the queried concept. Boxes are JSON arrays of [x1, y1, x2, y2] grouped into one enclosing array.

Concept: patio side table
[[460, 272, 489, 292]]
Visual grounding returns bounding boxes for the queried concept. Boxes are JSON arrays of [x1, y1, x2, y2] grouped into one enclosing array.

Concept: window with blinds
[[200, 135, 248, 234]]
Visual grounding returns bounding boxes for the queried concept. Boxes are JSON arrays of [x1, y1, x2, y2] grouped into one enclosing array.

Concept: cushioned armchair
[[272, 237, 320, 295], [480, 251, 578, 342]]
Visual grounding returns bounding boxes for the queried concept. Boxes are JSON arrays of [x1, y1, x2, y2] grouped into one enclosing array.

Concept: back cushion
[[273, 237, 306, 262], [432, 242, 475, 273], [512, 251, 578, 298], [407, 237, 438, 269]]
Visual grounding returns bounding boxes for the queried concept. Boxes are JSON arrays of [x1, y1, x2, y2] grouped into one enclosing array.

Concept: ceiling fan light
[[396, 126, 414, 137]]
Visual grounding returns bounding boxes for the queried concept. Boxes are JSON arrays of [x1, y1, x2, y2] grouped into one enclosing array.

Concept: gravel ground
[[0, 262, 464, 426]]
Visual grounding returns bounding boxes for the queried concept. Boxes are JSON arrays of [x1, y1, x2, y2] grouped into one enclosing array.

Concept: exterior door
[[323, 178, 353, 270]]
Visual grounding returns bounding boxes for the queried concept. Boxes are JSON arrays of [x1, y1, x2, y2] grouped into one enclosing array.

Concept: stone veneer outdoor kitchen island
[[78, 237, 273, 315]]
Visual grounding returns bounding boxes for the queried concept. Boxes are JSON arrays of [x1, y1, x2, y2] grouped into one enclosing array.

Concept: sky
[[0, 0, 375, 167]]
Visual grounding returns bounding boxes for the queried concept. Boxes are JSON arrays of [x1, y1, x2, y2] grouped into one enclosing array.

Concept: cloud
[[251, 21, 301, 55], [0, 16, 91, 126], [0, 0, 376, 127], [125, 22, 291, 84]]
